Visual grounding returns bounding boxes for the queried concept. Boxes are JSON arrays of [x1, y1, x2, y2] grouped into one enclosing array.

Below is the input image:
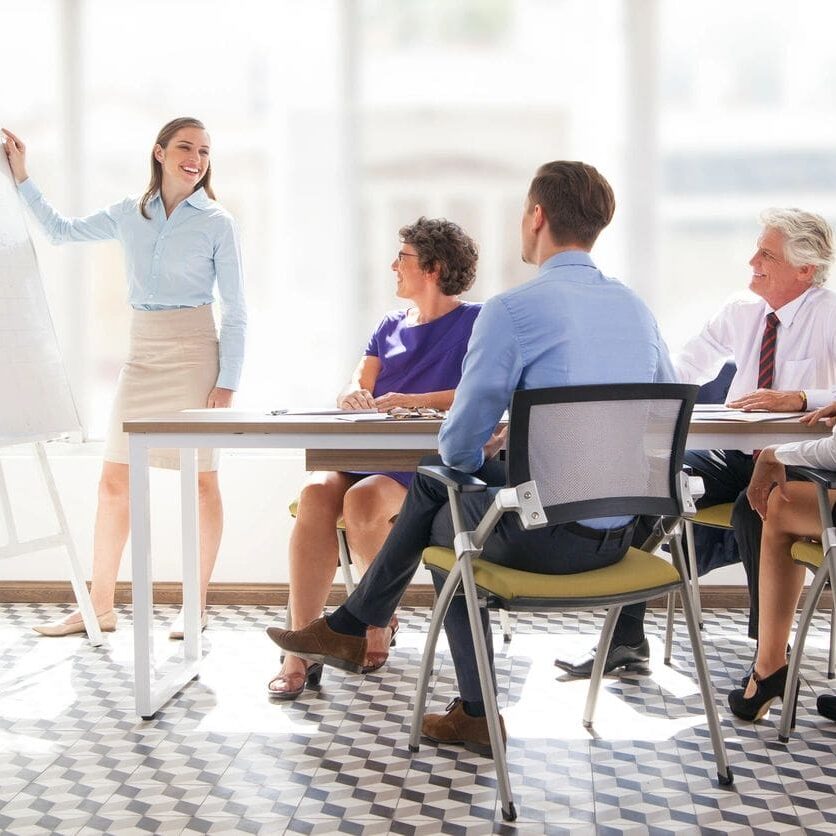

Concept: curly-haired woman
[[268, 217, 479, 699]]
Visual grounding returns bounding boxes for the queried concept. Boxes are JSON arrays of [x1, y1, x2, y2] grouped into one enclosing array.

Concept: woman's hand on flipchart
[[1, 129, 29, 183], [207, 387, 234, 409]]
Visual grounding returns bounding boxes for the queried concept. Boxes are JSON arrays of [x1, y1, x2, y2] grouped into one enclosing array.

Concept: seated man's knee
[[731, 488, 755, 529]]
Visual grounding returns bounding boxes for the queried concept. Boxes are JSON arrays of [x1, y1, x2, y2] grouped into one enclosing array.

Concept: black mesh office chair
[[407, 384, 732, 822]]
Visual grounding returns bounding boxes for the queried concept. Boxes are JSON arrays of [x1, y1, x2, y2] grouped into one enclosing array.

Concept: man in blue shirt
[[268, 161, 674, 752]]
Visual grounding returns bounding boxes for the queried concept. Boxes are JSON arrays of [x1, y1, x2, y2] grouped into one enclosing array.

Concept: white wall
[[1, 442, 740, 588]]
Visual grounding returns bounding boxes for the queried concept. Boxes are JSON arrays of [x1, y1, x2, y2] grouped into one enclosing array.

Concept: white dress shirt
[[775, 426, 836, 470], [675, 287, 836, 410]]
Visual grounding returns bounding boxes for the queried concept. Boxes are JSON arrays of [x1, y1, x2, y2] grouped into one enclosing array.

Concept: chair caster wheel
[[502, 802, 517, 822], [408, 744, 419, 753], [779, 734, 790, 743], [717, 768, 734, 786], [664, 657, 672, 666]]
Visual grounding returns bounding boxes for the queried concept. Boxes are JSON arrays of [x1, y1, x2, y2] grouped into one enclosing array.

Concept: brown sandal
[[362, 616, 399, 673], [267, 661, 324, 700]]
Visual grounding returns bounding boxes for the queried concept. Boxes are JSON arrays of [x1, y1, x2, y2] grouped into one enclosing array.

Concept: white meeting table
[[124, 410, 829, 718]]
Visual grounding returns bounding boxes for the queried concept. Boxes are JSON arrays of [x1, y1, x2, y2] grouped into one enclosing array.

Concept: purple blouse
[[357, 302, 481, 487]]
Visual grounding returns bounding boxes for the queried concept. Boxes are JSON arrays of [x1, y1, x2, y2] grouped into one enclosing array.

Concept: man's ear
[[797, 263, 815, 285], [531, 203, 546, 232]]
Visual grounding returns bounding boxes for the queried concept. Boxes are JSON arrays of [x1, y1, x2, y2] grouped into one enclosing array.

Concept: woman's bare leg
[[745, 482, 836, 696], [41, 462, 130, 628], [271, 471, 355, 686], [197, 470, 223, 611], [342, 475, 407, 659]]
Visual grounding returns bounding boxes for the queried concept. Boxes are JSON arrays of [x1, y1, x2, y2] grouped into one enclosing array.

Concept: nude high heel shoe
[[33, 609, 117, 637]]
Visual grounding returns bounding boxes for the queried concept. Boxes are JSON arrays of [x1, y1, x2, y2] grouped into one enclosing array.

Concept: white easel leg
[[35, 442, 103, 646]]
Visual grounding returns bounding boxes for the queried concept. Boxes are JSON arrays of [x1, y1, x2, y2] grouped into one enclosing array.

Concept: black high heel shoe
[[728, 664, 798, 724], [267, 661, 324, 700]]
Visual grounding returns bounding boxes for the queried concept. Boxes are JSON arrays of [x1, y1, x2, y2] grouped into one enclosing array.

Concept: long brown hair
[[139, 117, 216, 219]]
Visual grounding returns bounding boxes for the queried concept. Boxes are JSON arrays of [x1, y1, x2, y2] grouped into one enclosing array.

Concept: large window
[[8, 1, 836, 438]]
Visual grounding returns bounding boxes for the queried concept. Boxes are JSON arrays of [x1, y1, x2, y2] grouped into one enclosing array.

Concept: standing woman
[[1, 118, 246, 638]]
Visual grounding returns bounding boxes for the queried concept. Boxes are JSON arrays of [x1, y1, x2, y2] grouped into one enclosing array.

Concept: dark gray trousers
[[616, 449, 763, 642]]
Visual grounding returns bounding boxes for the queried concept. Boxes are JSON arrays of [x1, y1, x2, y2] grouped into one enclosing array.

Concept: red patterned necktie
[[753, 311, 780, 459], [757, 312, 780, 390]]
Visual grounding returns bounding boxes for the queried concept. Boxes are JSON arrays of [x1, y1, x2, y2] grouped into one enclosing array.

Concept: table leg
[[129, 434, 155, 719], [181, 447, 201, 664]]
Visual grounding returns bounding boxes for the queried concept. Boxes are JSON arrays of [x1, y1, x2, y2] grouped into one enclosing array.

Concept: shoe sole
[[556, 660, 652, 678], [421, 732, 495, 756], [33, 623, 117, 637]]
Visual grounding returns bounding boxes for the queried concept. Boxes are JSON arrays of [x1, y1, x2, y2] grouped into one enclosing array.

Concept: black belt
[[564, 520, 634, 542]]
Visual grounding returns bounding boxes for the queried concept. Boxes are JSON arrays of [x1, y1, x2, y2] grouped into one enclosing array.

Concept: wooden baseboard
[[0, 581, 832, 611]]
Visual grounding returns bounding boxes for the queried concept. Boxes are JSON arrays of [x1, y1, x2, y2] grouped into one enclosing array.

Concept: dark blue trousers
[[344, 454, 633, 702]]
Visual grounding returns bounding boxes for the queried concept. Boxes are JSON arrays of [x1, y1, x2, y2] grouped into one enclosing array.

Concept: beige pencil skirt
[[104, 305, 220, 471]]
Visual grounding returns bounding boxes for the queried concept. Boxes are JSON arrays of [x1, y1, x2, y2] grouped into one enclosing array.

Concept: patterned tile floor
[[0, 603, 834, 835]]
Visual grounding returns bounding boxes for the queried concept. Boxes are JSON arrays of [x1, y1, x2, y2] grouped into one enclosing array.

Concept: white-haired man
[[556, 208, 836, 678]]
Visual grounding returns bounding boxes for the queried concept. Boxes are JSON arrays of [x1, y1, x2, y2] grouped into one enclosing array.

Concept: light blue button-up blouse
[[18, 179, 246, 390]]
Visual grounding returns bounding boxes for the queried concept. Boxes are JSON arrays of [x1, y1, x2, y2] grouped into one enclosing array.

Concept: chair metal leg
[[684, 519, 703, 629], [409, 563, 463, 752], [828, 566, 835, 681], [669, 535, 732, 785], [337, 529, 356, 595], [460, 556, 516, 822], [583, 606, 621, 728], [499, 609, 513, 643], [664, 592, 675, 665]]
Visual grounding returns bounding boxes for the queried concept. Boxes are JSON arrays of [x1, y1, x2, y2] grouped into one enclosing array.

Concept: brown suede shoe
[[265, 617, 367, 674], [422, 698, 507, 755]]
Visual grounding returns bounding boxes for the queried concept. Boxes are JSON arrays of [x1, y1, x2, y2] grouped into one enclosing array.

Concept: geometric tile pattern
[[0, 602, 834, 834]]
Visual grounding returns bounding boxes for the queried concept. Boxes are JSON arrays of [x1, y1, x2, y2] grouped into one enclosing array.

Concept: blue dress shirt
[[438, 250, 676, 527], [18, 179, 246, 390]]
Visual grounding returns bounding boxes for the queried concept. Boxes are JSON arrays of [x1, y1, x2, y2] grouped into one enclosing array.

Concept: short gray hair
[[760, 207, 834, 286]]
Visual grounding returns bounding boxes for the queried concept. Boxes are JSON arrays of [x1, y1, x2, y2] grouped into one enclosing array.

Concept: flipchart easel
[[0, 142, 101, 645]]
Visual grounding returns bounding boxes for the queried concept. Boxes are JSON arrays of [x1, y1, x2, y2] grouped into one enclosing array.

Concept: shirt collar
[[148, 187, 211, 211], [770, 287, 816, 327], [538, 250, 596, 273], [185, 187, 211, 210]]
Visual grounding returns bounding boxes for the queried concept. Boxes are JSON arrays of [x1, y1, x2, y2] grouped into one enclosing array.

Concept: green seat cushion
[[422, 545, 681, 602], [791, 539, 824, 571], [690, 503, 734, 529], [288, 497, 346, 530]]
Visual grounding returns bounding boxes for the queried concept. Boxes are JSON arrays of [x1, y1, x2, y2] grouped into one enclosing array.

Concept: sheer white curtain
[[8, 0, 836, 437]]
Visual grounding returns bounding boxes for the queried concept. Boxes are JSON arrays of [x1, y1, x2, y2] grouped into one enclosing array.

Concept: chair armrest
[[417, 465, 488, 493], [786, 465, 836, 489]]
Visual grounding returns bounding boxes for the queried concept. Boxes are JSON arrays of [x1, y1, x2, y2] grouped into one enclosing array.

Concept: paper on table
[[270, 407, 377, 416], [693, 409, 806, 422], [335, 413, 391, 422], [692, 404, 731, 412]]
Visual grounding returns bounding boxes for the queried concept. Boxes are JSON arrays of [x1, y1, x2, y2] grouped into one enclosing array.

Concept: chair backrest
[[507, 383, 698, 525], [697, 361, 736, 404]]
